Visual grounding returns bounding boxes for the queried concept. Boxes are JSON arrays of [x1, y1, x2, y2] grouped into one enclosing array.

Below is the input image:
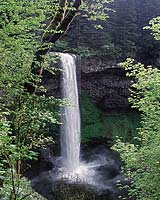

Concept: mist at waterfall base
[[30, 53, 130, 200]]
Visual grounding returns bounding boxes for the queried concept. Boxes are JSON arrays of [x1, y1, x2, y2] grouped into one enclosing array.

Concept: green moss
[[80, 93, 140, 143]]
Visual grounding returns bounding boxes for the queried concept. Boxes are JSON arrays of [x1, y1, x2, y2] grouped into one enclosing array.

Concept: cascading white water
[[58, 53, 107, 187], [60, 53, 81, 172]]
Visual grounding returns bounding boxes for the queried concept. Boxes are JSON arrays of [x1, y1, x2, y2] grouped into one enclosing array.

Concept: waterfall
[[60, 53, 81, 172], [54, 53, 107, 186]]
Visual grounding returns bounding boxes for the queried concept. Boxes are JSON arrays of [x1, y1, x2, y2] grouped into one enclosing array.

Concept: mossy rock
[[80, 93, 140, 144]]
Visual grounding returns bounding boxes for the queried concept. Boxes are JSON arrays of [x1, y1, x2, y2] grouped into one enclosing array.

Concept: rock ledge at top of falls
[[81, 57, 120, 74]]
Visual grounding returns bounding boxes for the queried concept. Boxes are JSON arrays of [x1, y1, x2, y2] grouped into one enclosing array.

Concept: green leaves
[[144, 17, 160, 41], [0, 0, 63, 199], [114, 59, 160, 199], [81, 0, 114, 23]]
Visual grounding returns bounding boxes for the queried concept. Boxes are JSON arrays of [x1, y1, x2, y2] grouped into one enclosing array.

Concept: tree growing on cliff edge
[[113, 17, 160, 200]]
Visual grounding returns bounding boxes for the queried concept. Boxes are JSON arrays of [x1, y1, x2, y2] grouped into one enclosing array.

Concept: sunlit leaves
[[144, 17, 160, 41], [80, 0, 114, 27], [0, 1, 63, 198], [114, 59, 160, 200]]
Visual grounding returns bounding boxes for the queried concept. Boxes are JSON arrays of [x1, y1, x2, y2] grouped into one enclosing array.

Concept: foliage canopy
[[113, 55, 160, 199]]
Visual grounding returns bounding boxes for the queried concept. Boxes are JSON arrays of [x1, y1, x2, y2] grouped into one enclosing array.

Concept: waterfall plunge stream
[[58, 53, 111, 187], [59, 53, 97, 183], [60, 53, 81, 172]]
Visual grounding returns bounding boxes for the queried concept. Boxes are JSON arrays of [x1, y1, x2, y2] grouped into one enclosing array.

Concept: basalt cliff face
[[80, 57, 131, 111], [43, 0, 160, 111]]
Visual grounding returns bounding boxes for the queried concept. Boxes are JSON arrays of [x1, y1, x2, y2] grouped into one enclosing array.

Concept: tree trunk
[[26, 0, 82, 93]]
